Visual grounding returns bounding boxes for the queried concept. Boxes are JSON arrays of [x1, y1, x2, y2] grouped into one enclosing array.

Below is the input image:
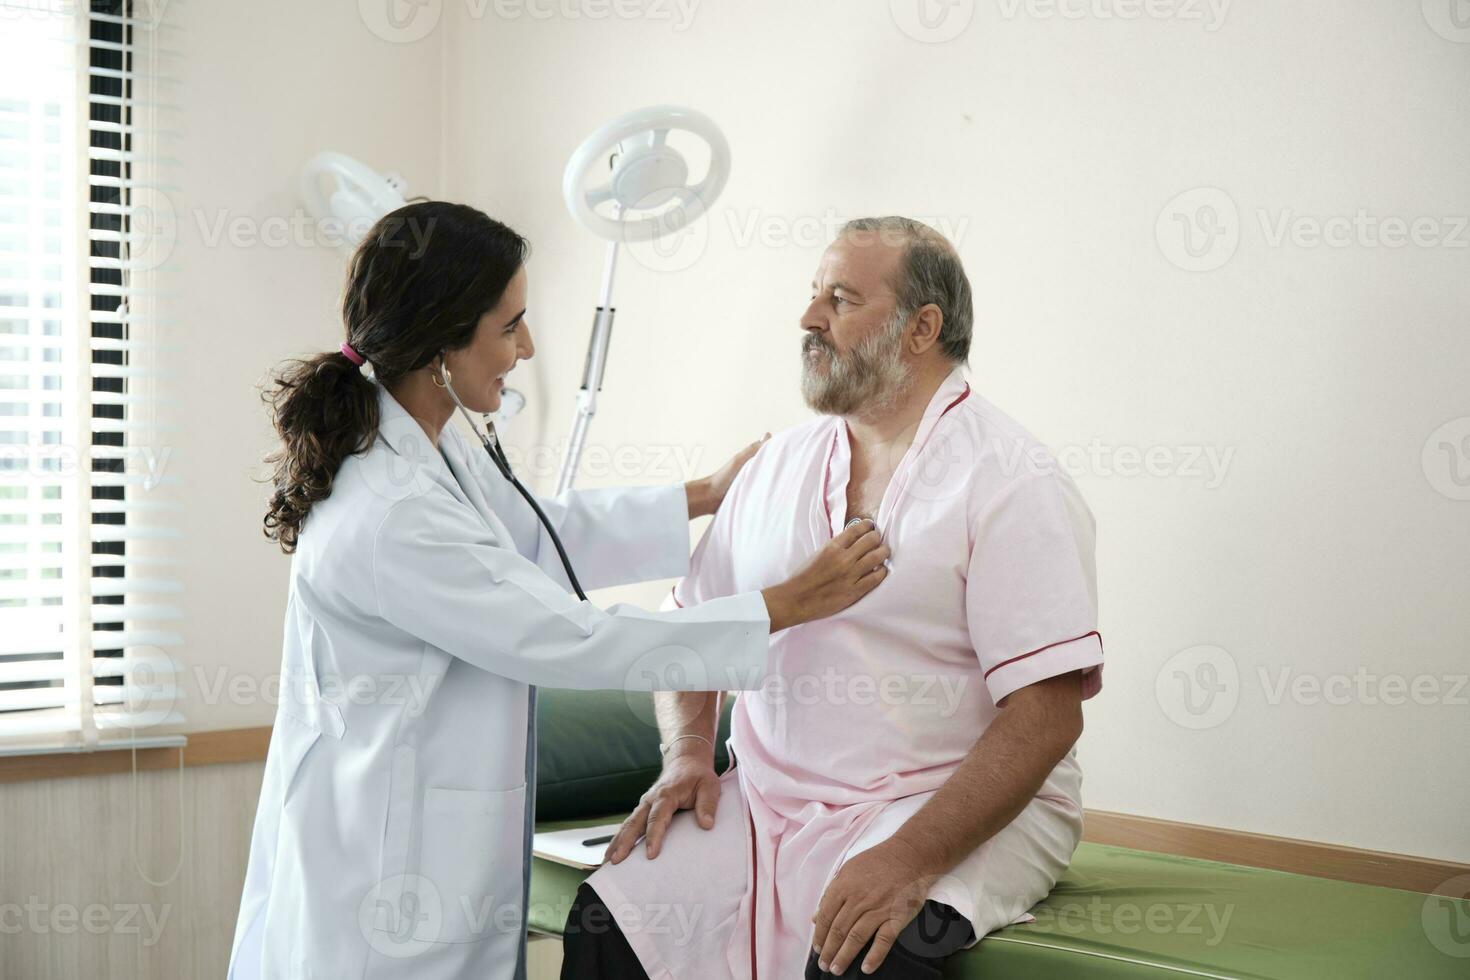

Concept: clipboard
[[532, 822, 624, 870]]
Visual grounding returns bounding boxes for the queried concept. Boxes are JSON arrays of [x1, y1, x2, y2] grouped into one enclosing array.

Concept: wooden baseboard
[[4, 725, 1464, 895], [0, 726, 271, 784], [1082, 809, 1469, 896]]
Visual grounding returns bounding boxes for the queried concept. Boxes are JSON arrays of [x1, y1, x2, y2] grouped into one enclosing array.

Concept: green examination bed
[[532, 691, 1469, 979]]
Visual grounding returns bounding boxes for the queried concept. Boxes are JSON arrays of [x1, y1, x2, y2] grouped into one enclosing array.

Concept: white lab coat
[[228, 385, 771, 980]]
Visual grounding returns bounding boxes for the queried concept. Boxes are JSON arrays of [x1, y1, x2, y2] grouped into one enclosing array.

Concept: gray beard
[[800, 312, 916, 419]]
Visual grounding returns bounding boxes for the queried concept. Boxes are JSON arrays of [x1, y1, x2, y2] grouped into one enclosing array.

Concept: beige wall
[[160, 0, 444, 733], [24, 16, 1461, 964], [433, 0, 1470, 865], [24, 3, 1464, 975]]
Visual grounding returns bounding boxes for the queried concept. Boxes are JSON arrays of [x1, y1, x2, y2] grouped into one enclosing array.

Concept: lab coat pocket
[[418, 783, 526, 945]]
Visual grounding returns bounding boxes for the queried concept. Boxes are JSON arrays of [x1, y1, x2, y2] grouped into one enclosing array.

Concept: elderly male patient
[[561, 217, 1104, 979]]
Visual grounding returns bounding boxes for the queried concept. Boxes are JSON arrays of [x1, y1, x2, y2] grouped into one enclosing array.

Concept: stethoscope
[[437, 356, 589, 602]]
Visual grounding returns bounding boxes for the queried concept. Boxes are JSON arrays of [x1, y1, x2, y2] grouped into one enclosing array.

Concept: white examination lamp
[[298, 152, 409, 251], [557, 105, 732, 494]]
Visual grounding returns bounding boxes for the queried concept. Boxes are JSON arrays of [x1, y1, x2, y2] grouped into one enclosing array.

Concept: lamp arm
[[554, 240, 621, 496]]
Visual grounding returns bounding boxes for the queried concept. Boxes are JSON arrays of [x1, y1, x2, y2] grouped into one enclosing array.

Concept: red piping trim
[[748, 805, 759, 979], [941, 384, 972, 416], [820, 426, 839, 533], [669, 586, 683, 609], [983, 630, 1103, 680]]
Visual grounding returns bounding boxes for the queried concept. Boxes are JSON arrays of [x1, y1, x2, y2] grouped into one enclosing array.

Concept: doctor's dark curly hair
[[262, 202, 529, 553]]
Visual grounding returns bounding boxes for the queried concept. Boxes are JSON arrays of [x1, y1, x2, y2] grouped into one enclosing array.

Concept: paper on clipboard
[[532, 822, 623, 870]]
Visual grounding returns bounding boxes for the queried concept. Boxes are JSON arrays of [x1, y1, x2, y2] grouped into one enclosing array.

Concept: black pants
[[561, 881, 975, 979]]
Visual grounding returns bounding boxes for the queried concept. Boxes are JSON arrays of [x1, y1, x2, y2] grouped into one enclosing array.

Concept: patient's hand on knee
[[605, 754, 722, 864]]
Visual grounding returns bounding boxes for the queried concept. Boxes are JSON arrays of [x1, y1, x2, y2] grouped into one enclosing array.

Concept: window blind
[[0, 0, 184, 753]]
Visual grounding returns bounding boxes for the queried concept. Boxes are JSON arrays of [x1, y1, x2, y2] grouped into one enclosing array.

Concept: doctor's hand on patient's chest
[[761, 519, 890, 631], [685, 433, 770, 519], [604, 753, 721, 865]]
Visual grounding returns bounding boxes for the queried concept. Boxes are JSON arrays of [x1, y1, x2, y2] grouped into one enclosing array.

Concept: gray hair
[[839, 216, 973, 364]]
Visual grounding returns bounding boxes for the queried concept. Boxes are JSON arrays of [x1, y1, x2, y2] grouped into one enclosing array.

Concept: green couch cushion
[[528, 816, 1470, 979], [534, 690, 733, 822]]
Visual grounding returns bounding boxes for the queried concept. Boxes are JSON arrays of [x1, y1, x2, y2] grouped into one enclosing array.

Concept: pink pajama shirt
[[587, 369, 1104, 978]]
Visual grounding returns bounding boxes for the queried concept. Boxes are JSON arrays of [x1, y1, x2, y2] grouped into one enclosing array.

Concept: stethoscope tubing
[[483, 433, 589, 602], [439, 358, 589, 602]]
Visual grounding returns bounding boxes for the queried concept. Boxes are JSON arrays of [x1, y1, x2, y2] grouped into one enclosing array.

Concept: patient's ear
[[908, 303, 944, 355]]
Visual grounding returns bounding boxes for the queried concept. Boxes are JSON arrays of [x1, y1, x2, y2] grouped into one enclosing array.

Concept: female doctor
[[227, 202, 889, 980]]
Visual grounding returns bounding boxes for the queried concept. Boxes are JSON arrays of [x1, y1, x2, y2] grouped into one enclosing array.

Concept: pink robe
[[587, 369, 1104, 978]]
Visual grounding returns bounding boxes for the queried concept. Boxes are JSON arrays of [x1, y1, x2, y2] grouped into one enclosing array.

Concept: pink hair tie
[[339, 342, 365, 366]]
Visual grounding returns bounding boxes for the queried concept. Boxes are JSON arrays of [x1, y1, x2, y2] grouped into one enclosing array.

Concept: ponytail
[[261, 201, 529, 553], [262, 352, 378, 553]]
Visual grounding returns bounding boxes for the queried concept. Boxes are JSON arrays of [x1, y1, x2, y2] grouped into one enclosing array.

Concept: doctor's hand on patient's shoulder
[[761, 519, 889, 632], [605, 752, 722, 864], [684, 433, 770, 519]]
